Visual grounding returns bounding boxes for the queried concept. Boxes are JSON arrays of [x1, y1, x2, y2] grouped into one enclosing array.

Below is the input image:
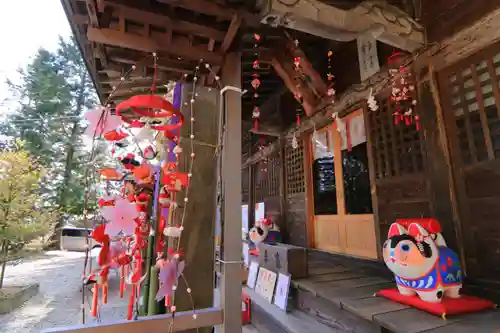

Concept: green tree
[[1, 37, 98, 246], [0, 143, 58, 288]]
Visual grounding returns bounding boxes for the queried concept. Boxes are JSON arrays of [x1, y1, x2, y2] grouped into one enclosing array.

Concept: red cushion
[[377, 288, 496, 318]]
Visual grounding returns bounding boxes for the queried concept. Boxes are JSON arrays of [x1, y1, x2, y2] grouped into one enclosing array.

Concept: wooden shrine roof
[[61, 0, 281, 108]]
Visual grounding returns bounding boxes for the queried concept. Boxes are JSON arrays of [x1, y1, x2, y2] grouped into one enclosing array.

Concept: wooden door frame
[[304, 108, 378, 258]]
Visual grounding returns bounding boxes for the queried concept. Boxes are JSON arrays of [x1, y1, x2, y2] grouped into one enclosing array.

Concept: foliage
[[0, 142, 57, 245], [0, 37, 98, 219]]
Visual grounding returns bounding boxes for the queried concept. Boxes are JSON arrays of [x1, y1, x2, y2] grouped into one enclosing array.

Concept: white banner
[[357, 35, 380, 81]]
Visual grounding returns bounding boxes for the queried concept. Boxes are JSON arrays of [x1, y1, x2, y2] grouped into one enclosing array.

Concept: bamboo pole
[[147, 266, 159, 315]]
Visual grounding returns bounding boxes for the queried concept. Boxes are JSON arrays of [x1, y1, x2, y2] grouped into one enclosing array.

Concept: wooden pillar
[[220, 52, 243, 333], [175, 83, 218, 332]]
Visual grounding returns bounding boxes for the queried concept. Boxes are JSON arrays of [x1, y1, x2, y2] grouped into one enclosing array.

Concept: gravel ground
[[0, 251, 127, 333], [0, 251, 258, 333]]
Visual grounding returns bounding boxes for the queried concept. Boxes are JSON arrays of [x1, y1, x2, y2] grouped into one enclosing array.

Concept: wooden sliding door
[[306, 109, 378, 259]]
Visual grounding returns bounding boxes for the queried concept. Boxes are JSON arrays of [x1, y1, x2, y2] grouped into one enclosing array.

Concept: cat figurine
[[248, 218, 281, 256], [383, 220, 463, 303]]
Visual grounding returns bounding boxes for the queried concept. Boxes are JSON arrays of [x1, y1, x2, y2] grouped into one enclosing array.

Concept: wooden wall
[[365, 91, 433, 255], [283, 137, 308, 247], [436, 42, 500, 282]]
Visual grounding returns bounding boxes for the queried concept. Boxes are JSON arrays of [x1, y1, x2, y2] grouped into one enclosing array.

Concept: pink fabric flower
[[84, 106, 122, 138], [155, 259, 185, 301], [101, 197, 140, 237]]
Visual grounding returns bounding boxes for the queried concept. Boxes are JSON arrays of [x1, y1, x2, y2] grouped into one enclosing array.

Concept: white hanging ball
[[205, 63, 210, 69], [120, 77, 125, 81], [180, 226, 184, 231], [190, 117, 195, 122], [174, 254, 180, 260], [171, 305, 177, 312], [152, 52, 157, 57], [187, 288, 192, 294], [190, 134, 194, 139], [132, 65, 136, 70], [193, 314, 198, 320], [184, 197, 188, 202], [172, 285, 177, 291], [191, 153, 195, 157], [188, 173, 192, 178], [215, 76, 220, 81], [190, 99, 195, 104]]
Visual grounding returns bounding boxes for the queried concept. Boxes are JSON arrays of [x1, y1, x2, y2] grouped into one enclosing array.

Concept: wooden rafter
[[155, 0, 235, 20], [87, 27, 222, 64], [284, 33, 328, 98], [85, 0, 109, 67], [105, 50, 194, 73], [207, 13, 242, 85], [105, 2, 227, 42], [271, 57, 315, 116]]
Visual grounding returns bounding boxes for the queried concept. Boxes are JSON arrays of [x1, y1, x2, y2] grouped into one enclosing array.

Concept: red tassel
[[91, 284, 99, 317], [165, 295, 171, 307], [404, 115, 411, 126], [296, 114, 301, 125], [127, 285, 136, 320], [103, 283, 108, 304], [415, 116, 420, 130], [120, 266, 125, 297], [253, 119, 258, 131]]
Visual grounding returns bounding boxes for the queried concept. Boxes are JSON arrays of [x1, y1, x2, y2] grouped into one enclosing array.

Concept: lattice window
[[445, 50, 500, 165], [367, 95, 424, 179], [254, 154, 281, 202], [285, 137, 305, 195]]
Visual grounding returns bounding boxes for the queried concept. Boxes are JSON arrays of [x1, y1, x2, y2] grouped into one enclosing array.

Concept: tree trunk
[[0, 240, 9, 289], [47, 75, 86, 248]]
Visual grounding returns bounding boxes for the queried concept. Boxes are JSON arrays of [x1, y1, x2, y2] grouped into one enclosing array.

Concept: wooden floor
[[292, 251, 500, 333]]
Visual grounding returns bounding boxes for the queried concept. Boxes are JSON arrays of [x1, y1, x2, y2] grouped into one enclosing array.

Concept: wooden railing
[[41, 308, 223, 333]]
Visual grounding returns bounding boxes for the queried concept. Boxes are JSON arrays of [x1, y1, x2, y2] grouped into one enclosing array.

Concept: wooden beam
[[85, 0, 109, 67], [41, 308, 223, 333], [259, 0, 425, 52], [220, 52, 243, 333], [271, 57, 315, 116], [221, 14, 242, 53], [87, 27, 222, 64], [106, 50, 193, 73], [74, 14, 89, 25], [284, 33, 328, 98], [106, 3, 227, 41], [155, 0, 234, 20]]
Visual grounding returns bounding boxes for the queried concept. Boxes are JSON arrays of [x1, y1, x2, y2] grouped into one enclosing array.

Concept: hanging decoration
[[78, 52, 223, 324], [367, 87, 379, 112], [326, 50, 336, 102], [251, 33, 261, 131], [388, 52, 419, 129]]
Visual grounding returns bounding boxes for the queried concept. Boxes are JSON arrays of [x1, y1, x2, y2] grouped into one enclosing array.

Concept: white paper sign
[[357, 35, 380, 81], [255, 267, 277, 303], [242, 204, 249, 233], [273, 273, 291, 311], [255, 202, 265, 222], [340, 114, 367, 151], [247, 261, 259, 289], [243, 242, 250, 267]]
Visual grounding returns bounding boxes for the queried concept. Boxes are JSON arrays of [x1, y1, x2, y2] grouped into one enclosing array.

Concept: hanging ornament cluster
[[80, 54, 216, 323], [251, 33, 261, 131], [326, 50, 336, 102], [388, 52, 419, 129]]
